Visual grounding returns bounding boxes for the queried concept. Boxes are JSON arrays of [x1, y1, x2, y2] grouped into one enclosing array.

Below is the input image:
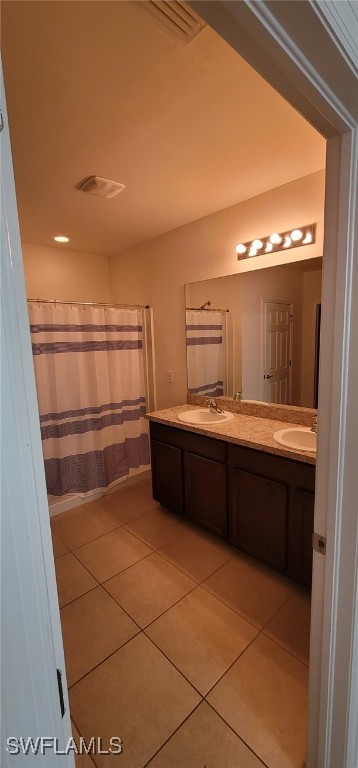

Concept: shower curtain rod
[[186, 307, 229, 313], [27, 299, 150, 309]]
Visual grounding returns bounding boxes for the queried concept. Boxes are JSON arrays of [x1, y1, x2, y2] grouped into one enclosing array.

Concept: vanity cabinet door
[[287, 488, 314, 585], [229, 467, 287, 571], [151, 439, 184, 514], [185, 452, 227, 538]]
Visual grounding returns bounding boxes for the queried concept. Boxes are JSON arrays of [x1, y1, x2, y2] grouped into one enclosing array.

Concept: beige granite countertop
[[147, 404, 316, 466]]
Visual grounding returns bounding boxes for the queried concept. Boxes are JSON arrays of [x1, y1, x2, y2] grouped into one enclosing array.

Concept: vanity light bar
[[236, 224, 316, 260]]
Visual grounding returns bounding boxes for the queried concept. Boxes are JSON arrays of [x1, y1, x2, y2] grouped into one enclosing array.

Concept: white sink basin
[[273, 427, 317, 453], [177, 408, 235, 426]]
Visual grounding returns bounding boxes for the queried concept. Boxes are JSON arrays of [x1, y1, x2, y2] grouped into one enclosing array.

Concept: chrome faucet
[[310, 415, 318, 433], [208, 398, 224, 414]]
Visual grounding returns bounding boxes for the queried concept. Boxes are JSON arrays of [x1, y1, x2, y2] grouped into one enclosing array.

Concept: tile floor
[[51, 474, 311, 768]]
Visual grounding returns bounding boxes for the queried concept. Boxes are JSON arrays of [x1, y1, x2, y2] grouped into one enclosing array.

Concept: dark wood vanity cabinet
[[150, 421, 315, 586], [150, 422, 227, 536], [228, 444, 315, 586], [229, 467, 287, 571], [184, 452, 227, 537], [287, 487, 315, 585], [151, 438, 184, 515]]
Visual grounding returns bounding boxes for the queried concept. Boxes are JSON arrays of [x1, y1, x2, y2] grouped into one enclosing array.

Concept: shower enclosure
[[185, 308, 232, 397], [28, 300, 155, 501]]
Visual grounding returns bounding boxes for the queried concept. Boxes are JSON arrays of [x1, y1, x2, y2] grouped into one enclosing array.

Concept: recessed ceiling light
[[52, 235, 71, 243]]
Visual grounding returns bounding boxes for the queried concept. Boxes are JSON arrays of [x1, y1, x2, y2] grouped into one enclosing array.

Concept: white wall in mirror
[[185, 257, 322, 407]]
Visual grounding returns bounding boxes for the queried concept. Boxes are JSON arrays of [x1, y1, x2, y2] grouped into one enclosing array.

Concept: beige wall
[[109, 170, 325, 409], [22, 243, 112, 303]]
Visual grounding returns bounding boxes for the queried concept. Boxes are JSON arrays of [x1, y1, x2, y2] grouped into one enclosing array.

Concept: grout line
[[59, 584, 99, 611], [199, 579, 263, 631], [153, 542, 234, 586], [139, 583, 199, 631], [203, 630, 260, 698], [144, 548, 202, 585], [258, 586, 311, 667], [55, 490, 309, 766], [141, 700, 204, 768], [52, 490, 158, 554], [100, 583, 147, 633], [204, 701, 270, 768], [142, 632, 206, 698], [67, 509, 160, 554], [67, 630, 142, 691], [259, 629, 310, 668], [70, 717, 98, 768]]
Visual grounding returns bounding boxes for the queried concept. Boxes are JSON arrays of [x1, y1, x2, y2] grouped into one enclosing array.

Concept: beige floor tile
[[263, 586, 311, 664], [104, 553, 196, 628], [207, 633, 308, 768], [157, 526, 233, 583], [69, 633, 201, 768], [55, 553, 97, 608], [52, 533, 68, 558], [203, 552, 294, 628], [146, 586, 258, 695], [96, 478, 159, 525], [124, 506, 188, 549], [72, 722, 96, 768], [61, 587, 139, 685], [51, 500, 119, 550], [147, 701, 266, 768], [74, 528, 152, 582]]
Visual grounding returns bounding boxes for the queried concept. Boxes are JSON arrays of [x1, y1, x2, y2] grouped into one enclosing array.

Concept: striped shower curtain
[[28, 303, 150, 496], [186, 310, 225, 397]]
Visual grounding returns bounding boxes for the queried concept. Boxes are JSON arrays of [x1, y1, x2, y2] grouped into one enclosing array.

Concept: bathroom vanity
[[148, 404, 316, 587]]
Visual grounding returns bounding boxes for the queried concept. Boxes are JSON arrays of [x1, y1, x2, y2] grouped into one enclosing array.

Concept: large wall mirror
[[185, 257, 322, 407]]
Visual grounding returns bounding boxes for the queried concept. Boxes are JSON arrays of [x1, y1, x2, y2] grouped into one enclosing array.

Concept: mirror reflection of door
[[263, 301, 292, 404]]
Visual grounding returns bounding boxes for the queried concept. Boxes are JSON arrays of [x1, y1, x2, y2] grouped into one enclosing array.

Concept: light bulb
[[53, 235, 71, 243], [283, 236, 291, 248], [248, 247, 257, 257], [265, 242, 273, 253], [291, 229, 303, 241], [252, 239, 263, 250], [303, 232, 312, 244], [270, 233, 282, 245], [236, 243, 247, 255]]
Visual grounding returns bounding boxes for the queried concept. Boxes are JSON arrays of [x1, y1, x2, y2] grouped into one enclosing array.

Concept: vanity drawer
[[150, 422, 226, 462], [227, 443, 315, 490]]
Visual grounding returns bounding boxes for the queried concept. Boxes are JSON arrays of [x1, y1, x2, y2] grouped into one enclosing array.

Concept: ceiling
[[2, 1, 326, 257]]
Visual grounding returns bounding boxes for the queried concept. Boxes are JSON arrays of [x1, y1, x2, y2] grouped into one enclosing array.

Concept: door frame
[[261, 299, 293, 404], [2, 3, 357, 767], [1, 68, 74, 765], [190, 3, 358, 767]]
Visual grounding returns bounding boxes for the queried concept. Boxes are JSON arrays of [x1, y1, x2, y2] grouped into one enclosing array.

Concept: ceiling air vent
[[143, 1, 206, 43], [78, 176, 125, 199]]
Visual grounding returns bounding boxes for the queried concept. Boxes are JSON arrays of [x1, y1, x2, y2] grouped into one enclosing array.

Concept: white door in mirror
[[273, 427, 316, 452]]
